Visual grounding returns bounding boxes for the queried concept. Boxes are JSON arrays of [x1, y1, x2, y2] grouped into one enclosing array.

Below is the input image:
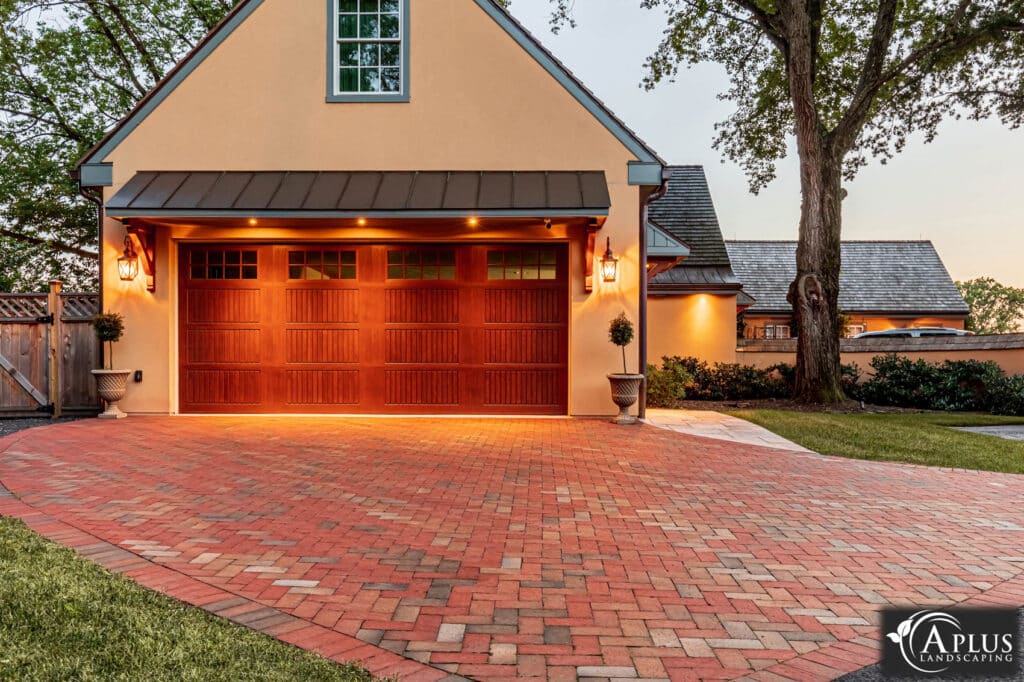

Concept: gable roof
[[647, 219, 690, 258], [648, 165, 741, 292], [78, 0, 663, 175], [726, 241, 970, 316]]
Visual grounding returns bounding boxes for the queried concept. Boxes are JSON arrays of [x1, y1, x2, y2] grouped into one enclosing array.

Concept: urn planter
[[607, 373, 644, 425], [92, 369, 131, 419]]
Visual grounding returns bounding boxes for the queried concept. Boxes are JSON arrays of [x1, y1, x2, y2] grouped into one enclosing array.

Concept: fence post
[[47, 280, 63, 418]]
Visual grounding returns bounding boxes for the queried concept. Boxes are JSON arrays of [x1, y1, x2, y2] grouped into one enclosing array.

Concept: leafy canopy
[[0, 0, 235, 292], [542, 1, 1024, 192], [957, 277, 1024, 334]]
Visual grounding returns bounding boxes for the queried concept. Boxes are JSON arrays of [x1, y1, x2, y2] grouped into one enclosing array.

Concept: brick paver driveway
[[2, 418, 1023, 681]]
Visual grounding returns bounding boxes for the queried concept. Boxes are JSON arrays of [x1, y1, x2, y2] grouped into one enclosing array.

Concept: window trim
[[326, 0, 410, 103]]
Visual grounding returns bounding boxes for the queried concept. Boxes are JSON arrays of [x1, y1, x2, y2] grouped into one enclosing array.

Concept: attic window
[[329, 0, 408, 102]]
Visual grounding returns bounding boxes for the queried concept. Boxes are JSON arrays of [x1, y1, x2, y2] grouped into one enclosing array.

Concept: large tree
[[544, 0, 1024, 401], [0, 0, 236, 292], [957, 277, 1024, 334]]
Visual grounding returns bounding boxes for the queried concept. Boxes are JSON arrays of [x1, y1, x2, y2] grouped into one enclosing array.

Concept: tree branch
[[0, 226, 98, 259], [829, 0, 899, 152]]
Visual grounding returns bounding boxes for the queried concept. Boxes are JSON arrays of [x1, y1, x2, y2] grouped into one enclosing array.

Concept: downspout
[[73, 171, 105, 362], [637, 171, 670, 420]]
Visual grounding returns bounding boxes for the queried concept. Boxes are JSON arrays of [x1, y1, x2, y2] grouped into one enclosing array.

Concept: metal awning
[[106, 170, 611, 219]]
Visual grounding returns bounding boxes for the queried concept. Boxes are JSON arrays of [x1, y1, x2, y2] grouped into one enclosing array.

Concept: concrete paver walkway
[[2, 418, 1023, 682], [645, 409, 813, 452], [954, 425, 1024, 442]]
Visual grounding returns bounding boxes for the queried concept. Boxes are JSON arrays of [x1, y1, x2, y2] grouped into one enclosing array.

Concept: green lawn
[[725, 411, 1024, 474], [0, 517, 377, 681]]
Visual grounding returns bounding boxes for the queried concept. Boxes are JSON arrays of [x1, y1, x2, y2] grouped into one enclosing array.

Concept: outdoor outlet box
[[134, 370, 143, 383]]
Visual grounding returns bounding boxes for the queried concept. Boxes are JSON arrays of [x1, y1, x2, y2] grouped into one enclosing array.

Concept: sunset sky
[[510, 2, 1023, 288]]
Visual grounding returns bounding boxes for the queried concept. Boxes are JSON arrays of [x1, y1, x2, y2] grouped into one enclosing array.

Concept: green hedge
[[859, 354, 1024, 415], [645, 354, 1024, 416]]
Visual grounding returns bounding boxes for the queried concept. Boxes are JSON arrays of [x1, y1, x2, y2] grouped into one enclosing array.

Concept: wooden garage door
[[179, 243, 568, 414]]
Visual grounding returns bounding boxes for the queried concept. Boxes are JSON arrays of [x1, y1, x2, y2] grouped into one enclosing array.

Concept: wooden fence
[[0, 282, 100, 416]]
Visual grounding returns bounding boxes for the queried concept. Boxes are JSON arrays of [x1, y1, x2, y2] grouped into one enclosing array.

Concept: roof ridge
[[726, 239, 937, 245]]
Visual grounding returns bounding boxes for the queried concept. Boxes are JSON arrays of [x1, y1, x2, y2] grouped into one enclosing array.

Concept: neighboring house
[[727, 241, 970, 339], [75, 0, 670, 416], [647, 166, 742, 364]]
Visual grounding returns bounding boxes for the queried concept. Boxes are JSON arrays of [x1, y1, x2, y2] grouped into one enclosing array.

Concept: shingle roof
[[725, 241, 970, 315], [106, 170, 611, 216], [648, 166, 731, 267], [647, 166, 741, 292]]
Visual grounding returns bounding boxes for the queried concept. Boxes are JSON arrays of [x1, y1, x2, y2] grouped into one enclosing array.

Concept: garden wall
[[736, 334, 1024, 376]]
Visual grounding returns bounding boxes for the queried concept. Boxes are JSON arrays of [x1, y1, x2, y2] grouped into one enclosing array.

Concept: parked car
[[853, 327, 974, 339]]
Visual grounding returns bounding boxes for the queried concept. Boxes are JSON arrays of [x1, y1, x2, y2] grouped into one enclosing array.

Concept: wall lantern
[[600, 237, 619, 283], [118, 236, 140, 282]]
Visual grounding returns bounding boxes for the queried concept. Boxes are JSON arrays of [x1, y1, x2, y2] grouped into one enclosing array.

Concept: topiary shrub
[[92, 312, 125, 370], [608, 312, 635, 374], [646, 360, 693, 407]]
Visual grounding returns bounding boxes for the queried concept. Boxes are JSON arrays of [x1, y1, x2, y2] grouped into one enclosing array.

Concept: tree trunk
[[779, 0, 846, 404], [789, 152, 845, 403]]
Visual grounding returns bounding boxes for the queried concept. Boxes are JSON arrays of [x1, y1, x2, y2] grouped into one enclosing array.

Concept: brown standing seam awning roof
[[106, 171, 612, 218]]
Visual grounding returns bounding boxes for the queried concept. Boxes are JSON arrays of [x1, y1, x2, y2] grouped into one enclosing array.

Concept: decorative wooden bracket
[[125, 221, 156, 292], [583, 217, 605, 293]]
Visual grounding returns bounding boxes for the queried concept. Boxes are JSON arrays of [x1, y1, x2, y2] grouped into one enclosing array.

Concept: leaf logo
[[886, 610, 963, 675]]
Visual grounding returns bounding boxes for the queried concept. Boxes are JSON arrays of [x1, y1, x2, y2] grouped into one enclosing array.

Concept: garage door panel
[[187, 329, 261, 364], [286, 289, 359, 324], [286, 329, 359, 364], [484, 328, 561, 365], [385, 289, 459, 323], [285, 370, 359, 405], [385, 370, 459, 405], [185, 369, 262, 405], [187, 289, 261, 323], [484, 370, 562, 406], [484, 289, 562, 324], [385, 329, 459, 364], [181, 243, 567, 414]]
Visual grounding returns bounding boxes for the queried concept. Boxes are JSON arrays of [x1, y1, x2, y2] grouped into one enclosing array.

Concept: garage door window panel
[[387, 249, 456, 280], [288, 249, 357, 280], [191, 249, 258, 280]]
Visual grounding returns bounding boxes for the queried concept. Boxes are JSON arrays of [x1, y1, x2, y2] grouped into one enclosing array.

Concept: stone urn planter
[[91, 311, 130, 419], [607, 312, 643, 425], [91, 369, 131, 419], [607, 373, 645, 425]]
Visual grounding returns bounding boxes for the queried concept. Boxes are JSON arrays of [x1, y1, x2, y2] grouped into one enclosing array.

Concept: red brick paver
[[1, 418, 1022, 681]]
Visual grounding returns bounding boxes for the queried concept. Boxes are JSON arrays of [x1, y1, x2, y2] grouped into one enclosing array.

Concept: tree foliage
[[548, 1, 1024, 192], [957, 277, 1024, 334], [0, 0, 236, 292], [540, 0, 1022, 402]]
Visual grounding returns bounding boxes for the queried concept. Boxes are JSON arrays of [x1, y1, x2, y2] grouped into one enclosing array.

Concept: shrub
[[646, 362, 693, 407], [988, 375, 1024, 416], [859, 354, 1012, 414], [659, 356, 788, 401]]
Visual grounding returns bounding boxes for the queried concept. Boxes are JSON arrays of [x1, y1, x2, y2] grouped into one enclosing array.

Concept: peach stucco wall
[[647, 294, 738, 366], [99, 0, 649, 415], [738, 349, 1024, 375]]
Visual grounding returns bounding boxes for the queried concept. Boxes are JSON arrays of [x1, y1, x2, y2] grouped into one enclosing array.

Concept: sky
[[508, 1, 1024, 288]]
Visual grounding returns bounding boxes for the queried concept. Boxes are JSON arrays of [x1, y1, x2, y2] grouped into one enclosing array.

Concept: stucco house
[[74, 0, 710, 416], [727, 241, 970, 339]]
